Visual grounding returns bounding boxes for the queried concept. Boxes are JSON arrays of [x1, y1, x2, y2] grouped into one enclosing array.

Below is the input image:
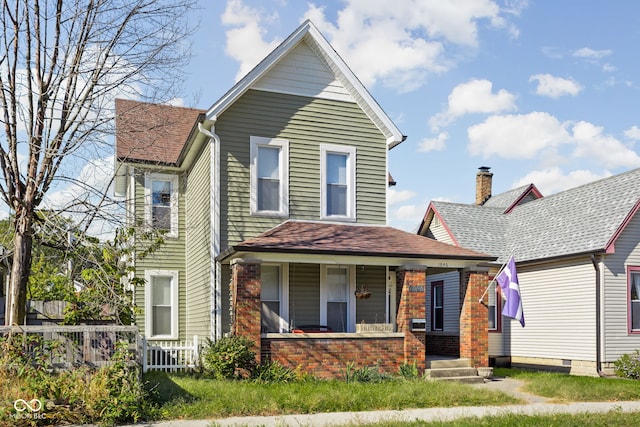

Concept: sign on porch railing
[[142, 335, 200, 373]]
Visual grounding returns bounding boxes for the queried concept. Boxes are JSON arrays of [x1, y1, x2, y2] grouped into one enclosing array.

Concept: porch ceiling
[[217, 220, 495, 268]]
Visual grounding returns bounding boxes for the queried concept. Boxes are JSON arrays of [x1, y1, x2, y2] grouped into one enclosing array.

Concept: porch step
[[425, 358, 486, 384], [428, 358, 472, 369], [426, 367, 478, 378]]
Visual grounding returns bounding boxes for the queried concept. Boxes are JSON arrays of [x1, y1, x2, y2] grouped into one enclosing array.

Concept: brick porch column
[[396, 266, 426, 372], [231, 259, 261, 362], [460, 269, 489, 368]]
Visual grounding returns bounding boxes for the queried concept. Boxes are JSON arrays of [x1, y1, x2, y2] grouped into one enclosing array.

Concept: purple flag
[[495, 256, 525, 327]]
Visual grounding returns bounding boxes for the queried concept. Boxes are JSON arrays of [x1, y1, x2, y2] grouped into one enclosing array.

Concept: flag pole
[[478, 249, 515, 303]]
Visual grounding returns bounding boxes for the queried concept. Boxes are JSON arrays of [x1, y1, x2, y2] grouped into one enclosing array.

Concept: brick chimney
[[475, 166, 493, 205]]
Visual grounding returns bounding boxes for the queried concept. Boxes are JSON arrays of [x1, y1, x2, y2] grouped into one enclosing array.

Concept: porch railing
[[142, 335, 200, 373]]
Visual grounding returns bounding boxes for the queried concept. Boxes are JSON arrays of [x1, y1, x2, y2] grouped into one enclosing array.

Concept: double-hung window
[[145, 173, 178, 237], [630, 267, 640, 332], [261, 264, 289, 333], [320, 266, 355, 332], [431, 281, 443, 331], [321, 144, 355, 220], [250, 136, 289, 216], [145, 270, 178, 339]]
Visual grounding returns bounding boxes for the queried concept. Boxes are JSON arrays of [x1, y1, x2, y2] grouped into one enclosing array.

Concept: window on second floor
[[321, 144, 355, 220], [145, 173, 178, 237], [250, 136, 289, 217]]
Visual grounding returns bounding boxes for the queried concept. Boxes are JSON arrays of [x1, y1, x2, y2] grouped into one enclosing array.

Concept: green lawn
[[494, 368, 640, 402], [144, 369, 640, 422]]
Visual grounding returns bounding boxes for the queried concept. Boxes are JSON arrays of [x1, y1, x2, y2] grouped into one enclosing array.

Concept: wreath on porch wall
[[355, 286, 372, 299]]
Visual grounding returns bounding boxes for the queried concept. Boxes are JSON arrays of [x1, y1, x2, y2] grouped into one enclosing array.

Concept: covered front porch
[[218, 221, 495, 378]]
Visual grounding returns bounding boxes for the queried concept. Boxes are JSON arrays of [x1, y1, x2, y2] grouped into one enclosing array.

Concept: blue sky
[[178, 0, 640, 231]]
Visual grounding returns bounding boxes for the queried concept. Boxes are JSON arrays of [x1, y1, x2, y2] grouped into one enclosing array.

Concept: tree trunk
[[5, 213, 33, 326]]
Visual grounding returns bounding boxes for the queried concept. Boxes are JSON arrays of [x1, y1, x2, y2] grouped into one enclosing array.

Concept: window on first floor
[[431, 281, 443, 331], [630, 267, 640, 332], [145, 270, 178, 339], [320, 266, 355, 332], [261, 264, 281, 333], [488, 278, 501, 332]]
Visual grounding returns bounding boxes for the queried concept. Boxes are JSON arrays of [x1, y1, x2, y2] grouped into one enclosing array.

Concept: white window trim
[[260, 263, 290, 333], [319, 265, 356, 332], [250, 136, 289, 217], [145, 270, 179, 339], [144, 172, 179, 238], [320, 144, 356, 221]]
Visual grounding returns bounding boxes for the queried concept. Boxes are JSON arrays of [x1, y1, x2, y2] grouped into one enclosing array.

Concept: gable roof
[[115, 99, 205, 165], [482, 183, 543, 213], [420, 168, 640, 264], [218, 220, 494, 263], [206, 20, 405, 148]]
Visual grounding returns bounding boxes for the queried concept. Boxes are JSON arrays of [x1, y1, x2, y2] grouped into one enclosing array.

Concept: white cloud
[[392, 204, 423, 221], [571, 121, 640, 169], [573, 47, 612, 59], [512, 167, 612, 195], [429, 79, 517, 130], [418, 132, 448, 152], [529, 74, 582, 98], [467, 112, 570, 159], [468, 113, 640, 169], [388, 188, 416, 206], [624, 126, 640, 140], [222, 0, 282, 81], [301, 0, 521, 92]]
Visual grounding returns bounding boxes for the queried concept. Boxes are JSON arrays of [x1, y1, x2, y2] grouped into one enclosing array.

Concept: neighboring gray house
[[418, 167, 640, 375]]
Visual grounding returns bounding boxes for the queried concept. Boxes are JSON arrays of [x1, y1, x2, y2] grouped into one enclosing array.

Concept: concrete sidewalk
[[120, 378, 640, 427]]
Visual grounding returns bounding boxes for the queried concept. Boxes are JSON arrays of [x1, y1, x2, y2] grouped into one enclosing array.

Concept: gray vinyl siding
[[426, 271, 460, 333], [289, 263, 320, 327], [185, 143, 211, 339], [216, 89, 387, 249], [426, 218, 455, 244], [355, 266, 386, 324], [509, 258, 596, 360], [133, 170, 187, 339], [602, 212, 640, 361]]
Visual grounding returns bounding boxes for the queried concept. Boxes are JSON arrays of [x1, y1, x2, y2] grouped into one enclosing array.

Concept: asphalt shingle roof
[[430, 168, 640, 263], [219, 221, 494, 262], [115, 99, 204, 165]]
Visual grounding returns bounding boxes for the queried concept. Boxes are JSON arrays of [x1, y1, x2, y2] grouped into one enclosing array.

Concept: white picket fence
[[142, 335, 201, 373]]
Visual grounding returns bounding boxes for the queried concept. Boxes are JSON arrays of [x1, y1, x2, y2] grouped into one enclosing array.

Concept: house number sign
[[409, 285, 425, 292]]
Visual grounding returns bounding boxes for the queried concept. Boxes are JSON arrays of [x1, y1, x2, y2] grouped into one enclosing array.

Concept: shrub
[[344, 362, 393, 383], [398, 361, 419, 380], [200, 335, 257, 380], [0, 334, 155, 426], [252, 360, 297, 383], [614, 350, 640, 379]]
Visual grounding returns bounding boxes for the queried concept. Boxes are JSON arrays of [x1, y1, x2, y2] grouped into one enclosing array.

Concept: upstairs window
[[250, 137, 289, 217], [321, 144, 355, 220], [145, 173, 178, 237]]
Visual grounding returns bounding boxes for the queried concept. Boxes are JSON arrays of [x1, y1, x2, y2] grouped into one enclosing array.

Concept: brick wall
[[396, 267, 426, 372], [262, 335, 404, 378], [459, 270, 489, 367], [426, 334, 460, 357], [231, 259, 261, 362]]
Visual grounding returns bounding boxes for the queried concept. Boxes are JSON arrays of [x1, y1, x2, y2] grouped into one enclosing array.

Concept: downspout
[[590, 254, 606, 377], [198, 122, 222, 341]]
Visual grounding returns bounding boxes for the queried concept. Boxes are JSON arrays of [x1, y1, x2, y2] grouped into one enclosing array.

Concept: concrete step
[[428, 358, 472, 369], [431, 375, 486, 385], [426, 367, 478, 378]]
